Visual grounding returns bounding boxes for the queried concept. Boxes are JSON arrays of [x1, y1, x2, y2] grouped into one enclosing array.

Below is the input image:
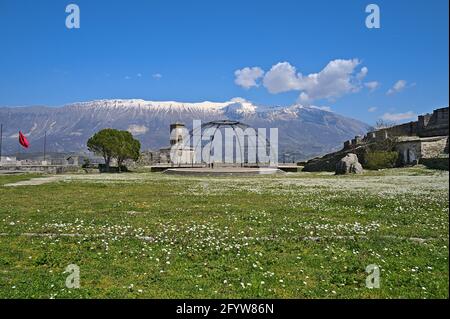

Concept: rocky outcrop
[[303, 147, 366, 172], [335, 153, 363, 174]]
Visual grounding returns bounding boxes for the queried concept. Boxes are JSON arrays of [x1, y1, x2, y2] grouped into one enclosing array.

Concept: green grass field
[[0, 167, 448, 298]]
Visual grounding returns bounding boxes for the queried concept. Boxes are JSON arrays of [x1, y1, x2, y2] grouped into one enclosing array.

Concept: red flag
[[19, 131, 30, 148]]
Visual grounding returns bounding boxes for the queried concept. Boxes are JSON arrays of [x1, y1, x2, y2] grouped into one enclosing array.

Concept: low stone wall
[[421, 136, 448, 158]]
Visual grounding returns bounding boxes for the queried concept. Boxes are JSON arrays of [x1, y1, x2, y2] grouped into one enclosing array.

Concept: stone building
[[157, 123, 195, 165], [395, 136, 448, 165], [136, 123, 195, 166], [0, 156, 17, 165]]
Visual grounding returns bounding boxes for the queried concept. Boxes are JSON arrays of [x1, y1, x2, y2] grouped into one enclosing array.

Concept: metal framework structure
[[186, 120, 275, 167]]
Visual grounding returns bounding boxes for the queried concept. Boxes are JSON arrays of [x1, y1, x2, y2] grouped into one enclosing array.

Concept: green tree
[[113, 130, 141, 171], [87, 129, 141, 172], [87, 128, 117, 172]]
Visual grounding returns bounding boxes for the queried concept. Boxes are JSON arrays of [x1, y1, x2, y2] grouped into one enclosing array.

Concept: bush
[[98, 164, 129, 173], [363, 151, 399, 170]]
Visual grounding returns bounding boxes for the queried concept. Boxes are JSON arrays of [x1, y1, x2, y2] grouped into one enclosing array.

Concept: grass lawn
[[0, 166, 448, 298]]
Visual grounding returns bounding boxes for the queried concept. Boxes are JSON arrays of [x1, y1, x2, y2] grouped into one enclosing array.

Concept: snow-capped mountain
[[0, 99, 371, 161]]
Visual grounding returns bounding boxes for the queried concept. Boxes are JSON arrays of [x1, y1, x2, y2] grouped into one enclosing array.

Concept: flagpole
[[43, 131, 47, 163], [0, 123, 3, 161]]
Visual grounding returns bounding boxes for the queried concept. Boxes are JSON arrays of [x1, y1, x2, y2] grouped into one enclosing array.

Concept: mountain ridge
[[0, 99, 371, 161]]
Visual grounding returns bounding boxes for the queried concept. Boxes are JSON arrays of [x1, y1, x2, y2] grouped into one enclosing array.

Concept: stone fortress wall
[[304, 107, 449, 171], [343, 107, 448, 151]]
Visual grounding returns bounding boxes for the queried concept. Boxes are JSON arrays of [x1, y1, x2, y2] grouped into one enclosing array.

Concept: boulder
[[335, 153, 364, 174]]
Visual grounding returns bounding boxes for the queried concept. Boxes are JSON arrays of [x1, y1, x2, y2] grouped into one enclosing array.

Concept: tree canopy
[[114, 130, 141, 169], [87, 128, 141, 171]]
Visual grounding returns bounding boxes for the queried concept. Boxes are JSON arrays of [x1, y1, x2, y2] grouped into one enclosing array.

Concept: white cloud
[[127, 124, 149, 136], [229, 97, 248, 103], [381, 111, 417, 122], [137, 73, 142, 77], [152, 73, 162, 79], [309, 105, 332, 112], [368, 106, 377, 112], [234, 67, 264, 89], [297, 59, 363, 103], [259, 59, 364, 103], [365, 81, 380, 92], [357, 67, 369, 80], [124, 76, 131, 80], [387, 80, 407, 95], [262, 62, 301, 93]]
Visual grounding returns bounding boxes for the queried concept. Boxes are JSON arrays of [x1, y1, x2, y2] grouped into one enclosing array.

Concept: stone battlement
[[343, 107, 449, 150]]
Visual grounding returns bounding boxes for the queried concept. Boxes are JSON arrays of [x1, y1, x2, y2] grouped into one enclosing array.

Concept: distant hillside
[[0, 99, 372, 161]]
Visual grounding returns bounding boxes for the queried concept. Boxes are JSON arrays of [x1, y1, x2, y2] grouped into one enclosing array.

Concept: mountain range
[[0, 99, 372, 161]]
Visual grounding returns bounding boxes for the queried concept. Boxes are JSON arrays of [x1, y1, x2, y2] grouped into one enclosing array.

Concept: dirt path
[[3, 176, 64, 187]]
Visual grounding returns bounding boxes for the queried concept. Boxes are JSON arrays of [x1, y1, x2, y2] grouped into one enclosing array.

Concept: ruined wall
[[421, 136, 449, 158], [342, 107, 448, 151], [134, 150, 162, 166], [383, 121, 418, 137], [418, 107, 449, 137]]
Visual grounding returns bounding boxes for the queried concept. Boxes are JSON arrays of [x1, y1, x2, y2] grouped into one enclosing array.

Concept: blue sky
[[0, 0, 448, 124]]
